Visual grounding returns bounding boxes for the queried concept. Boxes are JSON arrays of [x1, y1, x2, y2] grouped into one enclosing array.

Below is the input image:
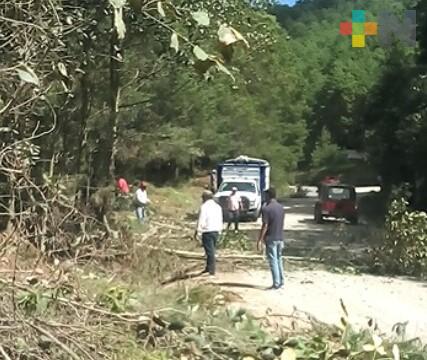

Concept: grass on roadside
[[113, 182, 202, 234], [148, 183, 201, 219]]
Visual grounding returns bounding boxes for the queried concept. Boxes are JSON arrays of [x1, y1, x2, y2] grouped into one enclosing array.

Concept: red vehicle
[[314, 183, 358, 224]]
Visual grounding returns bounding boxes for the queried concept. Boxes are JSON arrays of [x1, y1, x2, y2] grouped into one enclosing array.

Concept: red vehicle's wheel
[[314, 205, 323, 224], [348, 216, 358, 225]]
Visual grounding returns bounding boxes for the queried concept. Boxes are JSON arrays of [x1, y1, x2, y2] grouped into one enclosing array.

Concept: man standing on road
[[227, 187, 242, 232], [257, 187, 285, 290], [195, 190, 223, 277]]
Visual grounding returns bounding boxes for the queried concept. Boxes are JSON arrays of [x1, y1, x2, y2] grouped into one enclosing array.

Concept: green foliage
[[306, 127, 376, 185], [310, 128, 347, 178], [97, 286, 134, 313], [116, 7, 307, 183], [1, 0, 309, 213], [176, 285, 225, 311], [362, 37, 427, 206], [17, 291, 50, 315], [273, 0, 397, 157], [270, 0, 427, 203], [374, 196, 427, 277], [272, 0, 423, 183], [17, 285, 71, 315], [218, 231, 252, 251]]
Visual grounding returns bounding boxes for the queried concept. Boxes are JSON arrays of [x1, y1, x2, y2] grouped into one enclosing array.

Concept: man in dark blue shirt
[[257, 187, 285, 290]]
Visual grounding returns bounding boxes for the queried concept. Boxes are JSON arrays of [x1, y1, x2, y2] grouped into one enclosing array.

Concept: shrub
[[374, 197, 427, 277]]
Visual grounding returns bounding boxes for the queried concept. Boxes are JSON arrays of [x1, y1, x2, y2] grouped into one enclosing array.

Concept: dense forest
[[1, 0, 427, 232], [275, 0, 427, 208]]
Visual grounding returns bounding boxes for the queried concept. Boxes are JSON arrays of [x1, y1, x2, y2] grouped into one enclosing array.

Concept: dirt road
[[215, 190, 427, 342]]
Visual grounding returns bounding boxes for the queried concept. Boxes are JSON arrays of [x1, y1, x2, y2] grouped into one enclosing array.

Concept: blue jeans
[[202, 232, 219, 275], [266, 239, 284, 288]]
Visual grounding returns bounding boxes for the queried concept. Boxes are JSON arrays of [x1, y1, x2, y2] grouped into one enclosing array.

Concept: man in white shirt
[[227, 187, 242, 232], [135, 181, 150, 223], [195, 190, 223, 276]]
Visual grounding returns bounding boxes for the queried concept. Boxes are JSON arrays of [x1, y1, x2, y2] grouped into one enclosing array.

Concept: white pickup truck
[[213, 156, 270, 221]]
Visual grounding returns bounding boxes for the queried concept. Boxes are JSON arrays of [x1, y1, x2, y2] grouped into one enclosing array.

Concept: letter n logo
[[378, 10, 417, 47]]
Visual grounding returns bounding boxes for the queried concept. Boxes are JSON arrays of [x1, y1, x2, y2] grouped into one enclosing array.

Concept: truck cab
[[214, 155, 270, 221]]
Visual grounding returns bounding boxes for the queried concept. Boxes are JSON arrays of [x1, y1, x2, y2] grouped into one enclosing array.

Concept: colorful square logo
[[365, 22, 378, 35], [340, 10, 377, 48], [352, 23, 365, 35], [340, 22, 352, 35], [340, 10, 417, 48], [352, 10, 366, 23], [352, 35, 366, 48]]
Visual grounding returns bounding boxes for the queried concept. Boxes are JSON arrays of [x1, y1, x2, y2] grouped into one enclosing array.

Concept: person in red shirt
[[116, 177, 130, 194]]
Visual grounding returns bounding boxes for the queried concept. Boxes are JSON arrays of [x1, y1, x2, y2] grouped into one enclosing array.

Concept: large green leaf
[[170, 32, 179, 53], [218, 24, 249, 47], [191, 11, 210, 26], [193, 46, 209, 61], [109, 0, 126, 7], [281, 348, 297, 360], [109, 0, 126, 39], [214, 60, 235, 81], [57, 62, 68, 77], [17, 67, 40, 86], [157, 1, 166, 17]]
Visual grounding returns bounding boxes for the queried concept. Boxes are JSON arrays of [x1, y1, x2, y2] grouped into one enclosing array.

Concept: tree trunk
[[75, 34, 92, 176], [107, 15, 123, 181]]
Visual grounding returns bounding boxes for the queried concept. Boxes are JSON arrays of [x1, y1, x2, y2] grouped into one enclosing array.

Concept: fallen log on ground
[[160, 264, 202, 285], [150, 221, 188, 232], [143, 245, 323, 263]]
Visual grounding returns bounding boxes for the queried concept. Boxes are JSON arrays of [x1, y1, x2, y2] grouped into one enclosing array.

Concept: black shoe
[[266, 285, 280, 290]]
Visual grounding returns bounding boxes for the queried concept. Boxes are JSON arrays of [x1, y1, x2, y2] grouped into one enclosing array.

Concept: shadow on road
[[240, 195, 376, 269], [214, 282, 268, 290], [298, 218, 352, 226]]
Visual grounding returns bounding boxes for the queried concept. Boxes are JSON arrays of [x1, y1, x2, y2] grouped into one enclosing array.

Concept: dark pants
[[227, 210, 240, 230], [202, 232, 219, 275]]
